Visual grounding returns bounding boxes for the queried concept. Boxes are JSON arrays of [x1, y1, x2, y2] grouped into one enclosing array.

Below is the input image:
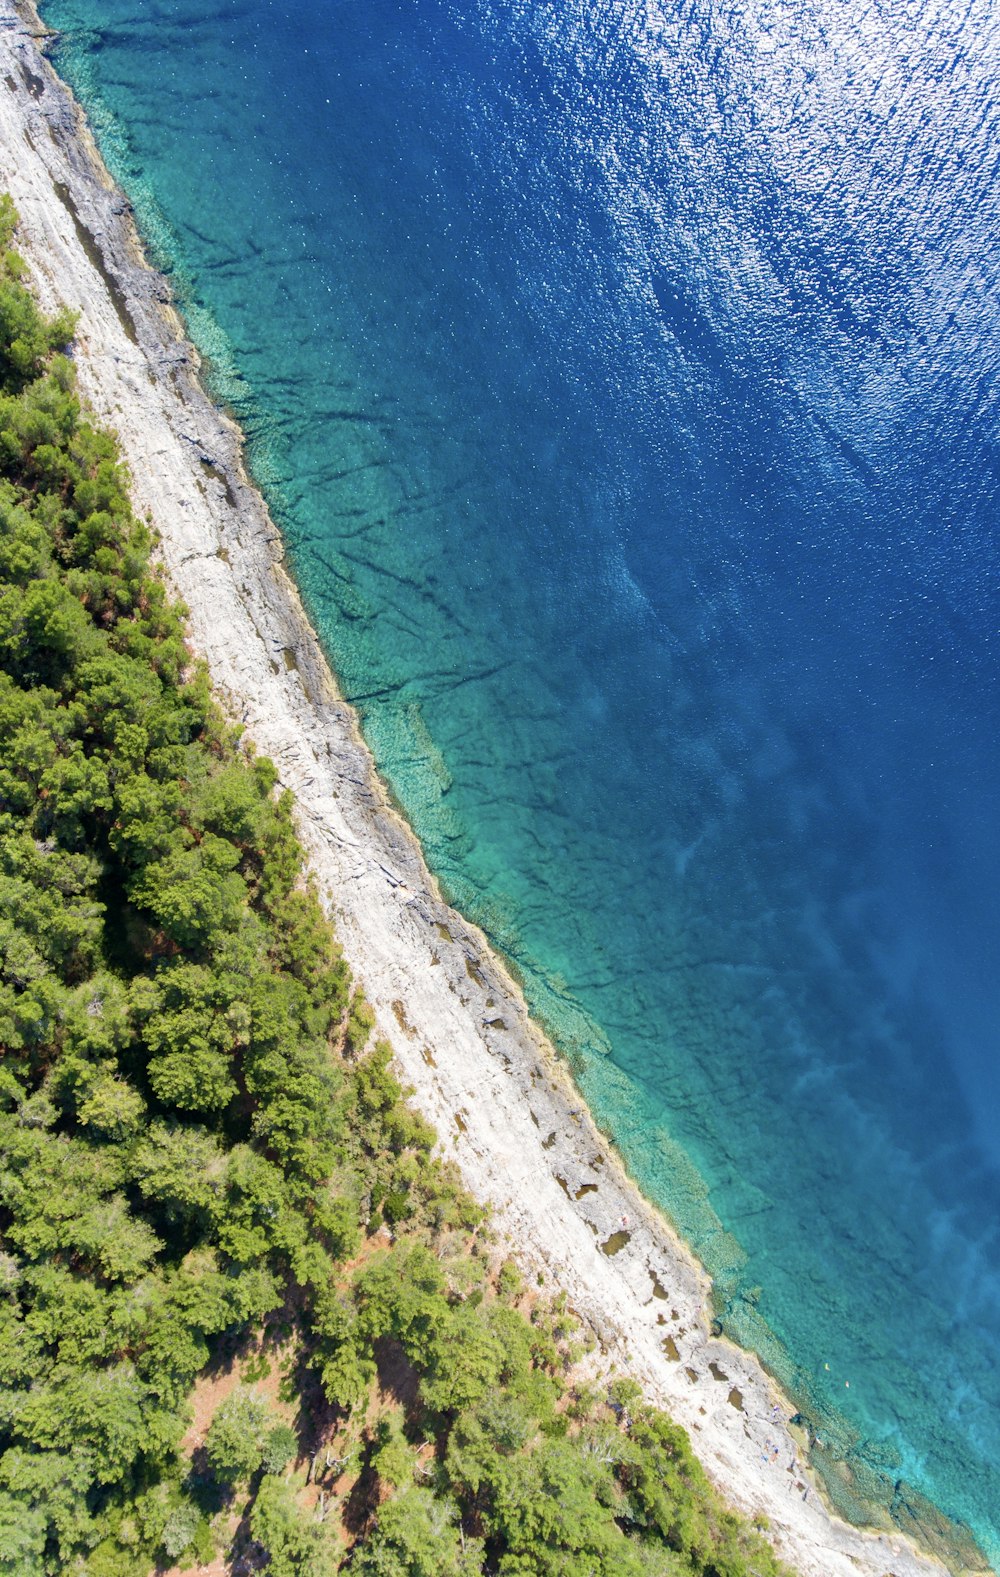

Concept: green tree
[[350, 1488, 481, 1577], [204, 1387, 271, 1485], [489, 1436, 644, 1577], [261, 1423, 298, 1476], [249, 1475, 336, 1577], [0, 1490, 48, 1577], [371, 1414, 416, 1493]]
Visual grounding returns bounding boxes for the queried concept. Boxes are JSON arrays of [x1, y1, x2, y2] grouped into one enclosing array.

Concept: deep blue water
[[41, 0, 1000, 1560]]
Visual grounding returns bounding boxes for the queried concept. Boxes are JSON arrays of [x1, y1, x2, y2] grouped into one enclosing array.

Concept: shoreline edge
[[0, 7, 985, 1574]]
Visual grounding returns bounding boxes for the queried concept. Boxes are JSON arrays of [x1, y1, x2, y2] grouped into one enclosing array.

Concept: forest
[[0, 193, 791, 1577]]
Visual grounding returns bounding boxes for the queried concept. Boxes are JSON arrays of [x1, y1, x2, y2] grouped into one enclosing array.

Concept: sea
[[39, 0, 1000, 1562]]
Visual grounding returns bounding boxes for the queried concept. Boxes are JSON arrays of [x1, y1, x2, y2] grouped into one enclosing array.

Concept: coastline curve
[[0, 8, 983, 1573]]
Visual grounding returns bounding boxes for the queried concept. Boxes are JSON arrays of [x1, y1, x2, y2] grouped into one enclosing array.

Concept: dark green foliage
[[0, 202, 792, 1577], [204, 1388, 272, 1485], [0, 196, 77, 394], [261, 1422, 298, 1476], [0, 204, 354, 1573], [249, 1476, 336, 1576], [351, 1488, 480, 1576]]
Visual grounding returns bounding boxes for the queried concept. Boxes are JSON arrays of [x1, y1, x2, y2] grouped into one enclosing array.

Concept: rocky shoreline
[[0, 7, 979, 1573]]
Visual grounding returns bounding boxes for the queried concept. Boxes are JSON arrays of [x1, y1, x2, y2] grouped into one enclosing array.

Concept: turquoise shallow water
[[41, 0, 1000, 1560]]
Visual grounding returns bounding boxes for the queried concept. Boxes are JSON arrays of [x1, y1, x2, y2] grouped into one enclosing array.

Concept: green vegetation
[[0, 194, 792, 1577]]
